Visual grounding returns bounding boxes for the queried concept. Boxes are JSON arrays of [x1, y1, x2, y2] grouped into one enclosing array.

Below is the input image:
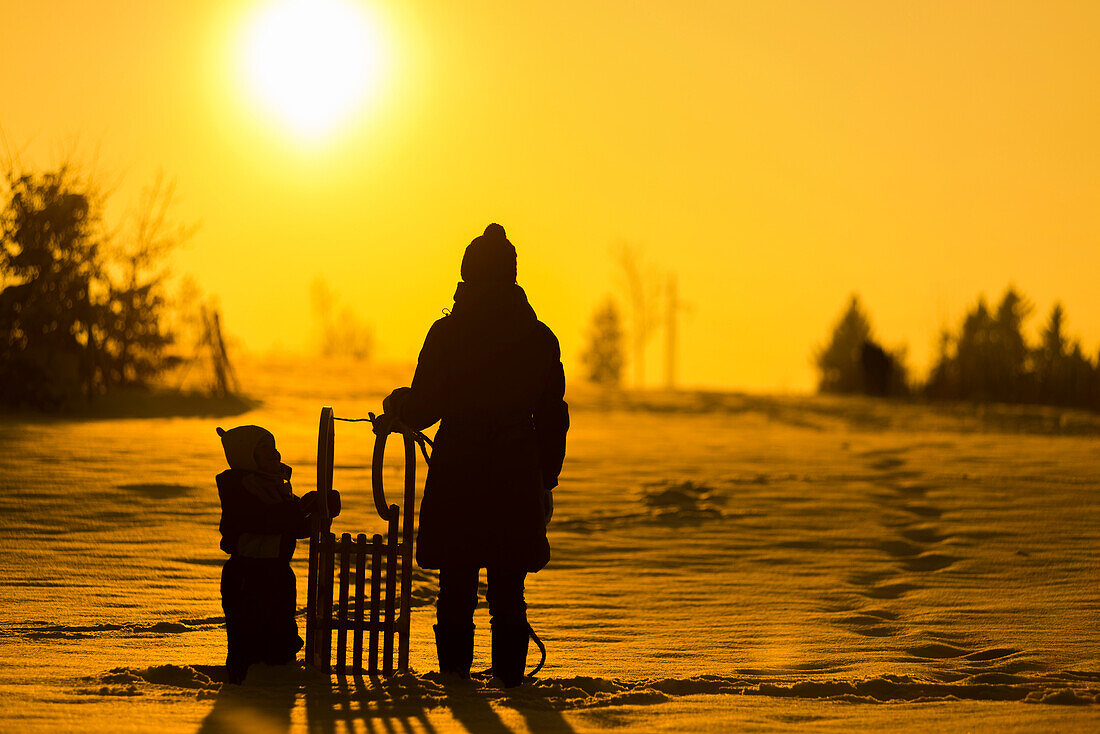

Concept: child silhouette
[[216, 425, 340, 684]]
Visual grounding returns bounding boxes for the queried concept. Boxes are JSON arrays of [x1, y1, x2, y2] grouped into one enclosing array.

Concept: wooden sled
[[304, 406, 420, 675]]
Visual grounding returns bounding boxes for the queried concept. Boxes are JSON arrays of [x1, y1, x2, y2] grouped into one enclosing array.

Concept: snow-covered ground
[[1, 359, 1098, 732]]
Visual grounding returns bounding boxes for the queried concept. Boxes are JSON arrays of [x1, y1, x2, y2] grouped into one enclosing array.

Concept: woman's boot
[[434, 623, 474, 678], [491, 622, 529, 688]]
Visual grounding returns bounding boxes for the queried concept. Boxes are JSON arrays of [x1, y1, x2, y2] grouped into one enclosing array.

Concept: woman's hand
[[377, 387, 413, 435]]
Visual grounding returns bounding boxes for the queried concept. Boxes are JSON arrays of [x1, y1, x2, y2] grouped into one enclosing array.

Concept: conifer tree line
[[817, 289, 1100, 410], [0, 166, 189, 409]]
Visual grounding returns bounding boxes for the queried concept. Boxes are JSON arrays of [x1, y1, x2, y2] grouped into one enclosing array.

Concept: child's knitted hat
[[216, 425, 275, 474]]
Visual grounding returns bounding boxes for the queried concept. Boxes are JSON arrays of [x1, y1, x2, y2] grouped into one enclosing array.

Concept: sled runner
[[304, 406, 423, 675]]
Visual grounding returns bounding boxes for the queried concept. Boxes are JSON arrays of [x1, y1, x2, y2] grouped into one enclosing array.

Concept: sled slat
[[383, 510, 398, 676], [353, 534, 367, 671], [369, 533, 383, 675], [336, 532, 352, 672]]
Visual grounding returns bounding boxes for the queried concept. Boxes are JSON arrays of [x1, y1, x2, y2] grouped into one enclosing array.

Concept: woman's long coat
[[397, 283, 568, 572]]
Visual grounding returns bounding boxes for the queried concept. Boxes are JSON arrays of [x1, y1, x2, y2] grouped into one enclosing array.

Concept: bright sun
[[239, 0, 383, 140]]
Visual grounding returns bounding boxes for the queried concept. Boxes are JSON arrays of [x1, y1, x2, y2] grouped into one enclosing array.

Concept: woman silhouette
[[382, 223, 568, 687]]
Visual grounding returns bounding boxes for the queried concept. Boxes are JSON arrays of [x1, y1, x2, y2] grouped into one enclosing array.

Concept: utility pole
[[616, 244, 650, 389], [664, 273, 680, 390]]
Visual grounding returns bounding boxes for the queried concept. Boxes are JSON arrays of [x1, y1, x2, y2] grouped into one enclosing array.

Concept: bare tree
[[310, 277, 374, 360], [105, 174, 197, 387]]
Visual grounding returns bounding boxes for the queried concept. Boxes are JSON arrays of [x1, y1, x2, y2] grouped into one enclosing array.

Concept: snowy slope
[[1, 358, 1098, 732]]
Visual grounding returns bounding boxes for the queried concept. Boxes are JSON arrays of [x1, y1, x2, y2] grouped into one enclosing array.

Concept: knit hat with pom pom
[[460, 223, 517, 285]]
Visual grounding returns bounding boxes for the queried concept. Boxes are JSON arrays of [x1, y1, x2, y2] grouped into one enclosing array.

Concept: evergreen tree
[[1036, 303, 1068, 403], [0, 167, 184, 409], [926, 328, 958, 399], [924, 288, 1097, 410], [991, 287, 1032, 401], [1035, 305, 1097, 408], [954, 297, 997, 401], [581, 298, 625, 386], [816, 295, 873, 394], [0, 169, 105, 407], [1064, 342, 1095, 408], [815, 294, 907, 396]]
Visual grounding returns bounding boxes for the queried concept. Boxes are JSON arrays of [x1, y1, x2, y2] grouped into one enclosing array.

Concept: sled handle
[[370, 424, 402, 522], [374, 418, 415, 521], [369, 412, 432, 523]]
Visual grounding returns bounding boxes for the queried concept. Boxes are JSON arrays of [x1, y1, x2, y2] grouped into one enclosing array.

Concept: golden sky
[[3, 0, 1099, 390]]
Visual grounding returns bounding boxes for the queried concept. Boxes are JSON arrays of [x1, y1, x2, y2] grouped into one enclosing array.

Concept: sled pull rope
[[332, 414, 434, 466], [528, 623, 547, 677], [478, 624, 547, 679]]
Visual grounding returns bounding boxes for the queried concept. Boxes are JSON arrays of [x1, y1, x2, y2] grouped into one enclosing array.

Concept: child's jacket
[[217, 470, 310, 561], [216, 425, 310, 561]]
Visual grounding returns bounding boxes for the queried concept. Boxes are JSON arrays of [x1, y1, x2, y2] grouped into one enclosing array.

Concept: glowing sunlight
[[237, 0, 384, 140]]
